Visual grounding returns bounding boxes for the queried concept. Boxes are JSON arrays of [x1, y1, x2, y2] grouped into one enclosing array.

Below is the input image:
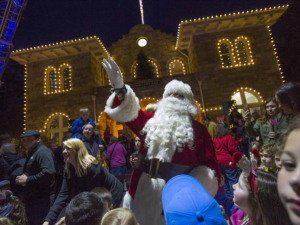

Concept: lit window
[[49, 70, 57, 92], [235, 37, 254, 66], [218, 39, 235, 68], [132, 58, 160, 79], [47, 114, 69, 145], [44, 66, 57, 94], [169, 59, 186, 76]]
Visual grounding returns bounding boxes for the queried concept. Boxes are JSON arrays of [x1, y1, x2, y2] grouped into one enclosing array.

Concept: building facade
[[10, 5, 287, 143]]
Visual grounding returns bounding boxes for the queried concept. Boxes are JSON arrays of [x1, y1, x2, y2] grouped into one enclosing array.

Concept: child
[[277, 115, 300, 225], [91, 187, 113, 213], [274, 144, 283, 171], [0, 190, 26, 225], [70, 108, 96, 135], [231, 169, 291, 225], [258, 143, 276, 172], [101, 208, 139, 225]]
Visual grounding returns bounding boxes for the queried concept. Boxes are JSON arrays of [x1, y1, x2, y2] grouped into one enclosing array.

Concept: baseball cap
[[20, 130, 40, 138], [162, 175, 227, 225]]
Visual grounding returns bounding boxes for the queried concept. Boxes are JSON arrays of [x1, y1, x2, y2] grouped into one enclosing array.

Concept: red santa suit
[[105, 81, 220, 225]]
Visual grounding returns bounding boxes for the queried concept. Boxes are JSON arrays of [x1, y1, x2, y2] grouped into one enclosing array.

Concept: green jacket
[[245, 113, 288, 143]]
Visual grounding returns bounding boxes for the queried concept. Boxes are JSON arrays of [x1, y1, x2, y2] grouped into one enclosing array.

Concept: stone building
[[10, 5, 287, 144]]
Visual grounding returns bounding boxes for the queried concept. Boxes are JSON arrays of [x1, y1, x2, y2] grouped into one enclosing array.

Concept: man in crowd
[[16, 130, 56, 225]]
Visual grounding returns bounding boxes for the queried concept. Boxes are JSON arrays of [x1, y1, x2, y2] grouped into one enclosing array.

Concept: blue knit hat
[[162, 175, 227, 225]]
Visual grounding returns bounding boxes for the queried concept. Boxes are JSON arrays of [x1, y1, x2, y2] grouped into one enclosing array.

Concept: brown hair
[[259, 98, 279, 123], [276, 82, 300, 114], [109, 136, 118, 145], [278, 115, 300, 152], [91, 187, 112, 207], [0, 190, 26, 225], [259, 143, 277, 172], [250, 141, 262, 151], [101, 208, 138, 225]]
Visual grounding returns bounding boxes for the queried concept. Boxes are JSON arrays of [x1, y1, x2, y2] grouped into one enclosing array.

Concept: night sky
[[13, 0, 290, 50]]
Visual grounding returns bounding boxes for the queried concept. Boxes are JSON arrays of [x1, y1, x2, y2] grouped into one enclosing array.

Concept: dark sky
[[13, 0, 290, 50]]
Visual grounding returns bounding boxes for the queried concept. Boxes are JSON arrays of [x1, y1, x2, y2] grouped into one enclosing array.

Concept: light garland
[[176, 5, 289, 49], [231, 87, 264, 102], [39, 112, 70, 133], [266, 26, 285, 83], [169, 59, 186, 76], [12, 36, 110, 56], [58, 63, 72, 92], [23, 65, 27, 131], [218, 39, 236, 68], [44, 66, 57, 95], [235, 36, 254, 66], [132, 58, 160, 78]]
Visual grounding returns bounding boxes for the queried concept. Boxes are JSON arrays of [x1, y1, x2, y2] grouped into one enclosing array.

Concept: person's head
[[0, 190, 26, 225], [215, 123, 230, 138], [105, 127, 110, 132], [277, 115, 300, 224], [80, 108, 90, 121], [238, 118, 245, 127], [1, 143, 16, 155], [250, 141, 262, 151], [134, 137, 141, 150], [275, 82, 300, 115], [0, 134, 12, 147], [65, 192, 104, 225], [91, 187, 113, 213], [259, 143, 276, 171], [252, 111, 260, 121], [233, 170, 290, 225], [109, 136, 118, 145], [20, 130, 41, 151], [63, 138, 97, 177], [101, 208, 138, 225], [203, 116, 211, 126], [274, 144, 283, 171], [82, 123, 94, 140]]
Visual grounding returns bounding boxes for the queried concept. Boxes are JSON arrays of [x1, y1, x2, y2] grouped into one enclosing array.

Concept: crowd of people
[[1, 57, 300, 225]]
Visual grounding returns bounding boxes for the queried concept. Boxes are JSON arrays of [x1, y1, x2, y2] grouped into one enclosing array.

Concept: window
[[132, 58, 160, 79], [44, 66, 57, 95], [235, 37, 254, 66], [59, 63, 72, 92], [47, 114, 70, 145], [168, 58, 186, 76], [231, 88, 262, 116], [218, 39, 235, 68]]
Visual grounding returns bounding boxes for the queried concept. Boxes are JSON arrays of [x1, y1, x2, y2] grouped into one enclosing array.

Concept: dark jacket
[[0, 156, 10, 181], [76, 132, 102, 157], [23, 142, 56, 202], [3, 153, 21, 165], [70, 117, 96, 134], [45, 162, 123, 223]]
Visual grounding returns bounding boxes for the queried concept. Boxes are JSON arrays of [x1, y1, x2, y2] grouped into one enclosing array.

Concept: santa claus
[[102, 57, 220, 225]]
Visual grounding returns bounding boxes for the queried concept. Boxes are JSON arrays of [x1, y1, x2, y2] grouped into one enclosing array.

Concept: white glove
[[237, 155, 251, 173], [101, 56, 124, 88]]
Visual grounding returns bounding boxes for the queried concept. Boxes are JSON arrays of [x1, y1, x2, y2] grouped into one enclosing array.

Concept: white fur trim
[[189, 165, 219, 197], [163, 80, 194, 101], [131, 173, 166, 225], [122, 192, 133, 209], [105, 85, 140, 123]]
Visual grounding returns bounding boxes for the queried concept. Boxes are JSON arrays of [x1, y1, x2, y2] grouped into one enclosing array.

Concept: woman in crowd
[[275, 82, 300, 117], [245, 97, 288, 143], [106, 136, 127, 183], [232, 169, 291, 225], [277, 115, 300, 225], [43, 138, 123, 225], [0, 190, 26, 225], [101, 208, 139, 225], [213, 122, 239, 200], [76, 123, 103, 158]]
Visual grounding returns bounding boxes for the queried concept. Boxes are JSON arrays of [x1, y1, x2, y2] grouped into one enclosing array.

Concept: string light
[[40, 112, 70, 133], [23, 65, 27, 131], [176, 5, 289, 49], [217, 39, 236, 68], [169, 59, 186, 76], [58, 63, 72, 92], [44, 66, 57, 95], [235, 36, 254, 66], [266, 26, 285, 83], [132, 58, 160, 78], [231, 87, 264, 102]]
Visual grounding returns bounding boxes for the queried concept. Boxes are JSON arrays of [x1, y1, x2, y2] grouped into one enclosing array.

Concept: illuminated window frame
[[44, 66, 57, 95], [132, 58, 160, 79], [234, 36, 254, 67], [58, 63, 72, 92], [217, 39, 236, 68], [168, 58, 187, 76]]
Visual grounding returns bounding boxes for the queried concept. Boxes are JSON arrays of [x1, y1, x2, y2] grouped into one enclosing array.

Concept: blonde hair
[[63, 138, 98, 178], [101, 208, 138, 225]]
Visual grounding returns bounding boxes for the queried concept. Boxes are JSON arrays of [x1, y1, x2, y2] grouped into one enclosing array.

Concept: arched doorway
[[46, 113, 70, 144]]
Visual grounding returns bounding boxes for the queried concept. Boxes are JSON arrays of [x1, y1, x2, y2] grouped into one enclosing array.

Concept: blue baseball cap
[[162, 175, 227, 225]]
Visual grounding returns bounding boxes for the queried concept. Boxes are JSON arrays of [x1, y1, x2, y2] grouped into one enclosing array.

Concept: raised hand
[[101, 56, 124, 88]]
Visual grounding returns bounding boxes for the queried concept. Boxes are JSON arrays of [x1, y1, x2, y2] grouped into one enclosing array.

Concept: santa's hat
[[163, 80, 194, 101]]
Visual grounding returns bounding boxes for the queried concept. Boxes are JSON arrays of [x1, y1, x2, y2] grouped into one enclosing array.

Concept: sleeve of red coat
[[226, 135, 239, 156]]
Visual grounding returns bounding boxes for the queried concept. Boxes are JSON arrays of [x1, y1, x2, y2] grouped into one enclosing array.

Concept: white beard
[[142, 97, 197, 162]]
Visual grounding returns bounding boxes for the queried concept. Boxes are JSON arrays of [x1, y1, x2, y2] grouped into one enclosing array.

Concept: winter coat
[[76, 132, 102, 158], [70, 117, 96, 134]]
